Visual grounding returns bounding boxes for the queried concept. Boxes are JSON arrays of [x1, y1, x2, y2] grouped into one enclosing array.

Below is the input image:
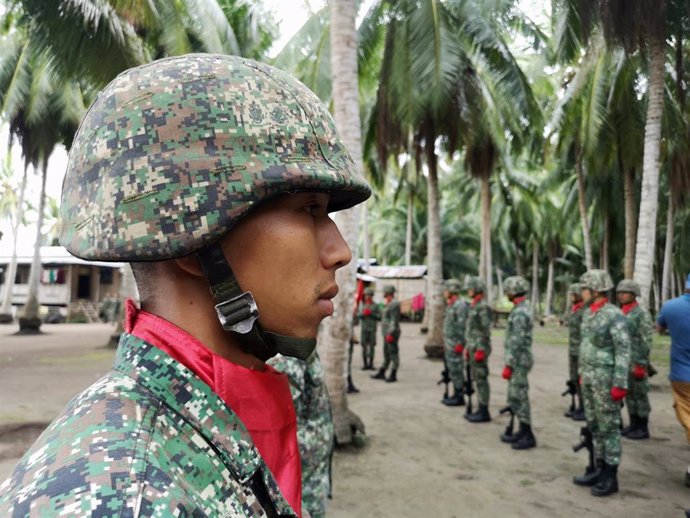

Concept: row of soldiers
[[439, 269, 652, 498]]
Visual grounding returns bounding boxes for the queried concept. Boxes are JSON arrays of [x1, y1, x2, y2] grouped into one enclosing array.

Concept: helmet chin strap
[[196, 242, 316, 361]]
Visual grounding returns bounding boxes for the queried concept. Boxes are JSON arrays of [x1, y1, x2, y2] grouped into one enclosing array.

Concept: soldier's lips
[[317, 285, 338, 316]]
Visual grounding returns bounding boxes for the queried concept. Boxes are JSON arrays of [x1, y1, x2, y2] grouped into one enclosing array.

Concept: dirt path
[[1, 321, 688, 517]]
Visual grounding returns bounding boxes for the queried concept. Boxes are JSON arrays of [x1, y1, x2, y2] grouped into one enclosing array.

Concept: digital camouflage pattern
[[443, 298, 469, 393], [0, 334, 297, 517], [358, 300, 381, 367], [504, 298, 534, 425], [268, 352, 334, 518], [617, 279, 641, 297], [623, 303, 654, 418], [504, 276, 529, 297], [567, 298, 585, 384], [464, 276, 486, 293], [580, 269, 614, 292], [579, 301, 631, 465], [466, 295, 492, 406], [380, 300, 402, 370], [60, 54, 371, 262]]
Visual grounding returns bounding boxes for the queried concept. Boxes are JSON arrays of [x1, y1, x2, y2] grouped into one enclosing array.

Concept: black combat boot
[[571, 391, 586, 421], [347, 375, 360, 394], [466, 404, 491, 423], [511, 423, 536, 450], [621, 414, 637, 436], [386, 369, 397, 382], [442, 391, 465, 407], [627, 416, 650, 440], [591, 463, 619, 496], [501, 421, 523, 443], [371, 368, 386, 380], [573, 458, 604, 486]]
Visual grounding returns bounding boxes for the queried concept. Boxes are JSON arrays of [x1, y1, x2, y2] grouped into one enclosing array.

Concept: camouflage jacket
[[443, 299, 468, 352], [357, 301, 381, 334], [623, 303, 653, 366], [268, 352, 333, 518], [504, 299, 533, 371], [579, 301, 631, 388], [567, 302, 585, 356], [466, 297, 492, 355], [382, 300, 401, 337], [0, 334, 297, 518]]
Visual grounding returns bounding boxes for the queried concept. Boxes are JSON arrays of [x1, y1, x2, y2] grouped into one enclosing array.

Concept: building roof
[[0, 246, 124, 268], [365, 265, 428, 279]]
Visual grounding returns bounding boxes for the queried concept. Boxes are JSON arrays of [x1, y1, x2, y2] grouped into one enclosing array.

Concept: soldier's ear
[[174, 255, 204, 277]]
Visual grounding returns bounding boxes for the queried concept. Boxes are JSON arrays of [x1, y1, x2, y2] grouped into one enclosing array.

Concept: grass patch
[[519, 478, 535, 487]]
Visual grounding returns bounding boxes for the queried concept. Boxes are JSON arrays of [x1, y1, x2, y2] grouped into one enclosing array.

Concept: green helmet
[[444, 279, 462, 295], [504, 276, 529, 297], [580, 269, 613, 292], [464, 276, 485, 293], [383, 285, 396, 296], [616, 279, 640, 297], [568, 282, 581, 295], [364, 287, 375, 297], [60, 54, 371, 261]]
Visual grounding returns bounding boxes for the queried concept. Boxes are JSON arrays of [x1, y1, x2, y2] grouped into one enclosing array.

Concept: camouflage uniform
[[1, 55, 371, 516], [565, 283, 586, 420], [622, 304, 653, 418], [444, 298, 469, 396], [575, 270, 631, 496], [0, 334, 298, 517], [381, 299, 402, 371], [466, 288, 492, 407], [504, 297, 533, 425], [268, 352, 334, 518], [358, 295, 381, 369]]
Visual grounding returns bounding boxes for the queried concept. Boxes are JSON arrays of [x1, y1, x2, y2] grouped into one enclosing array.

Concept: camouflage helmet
[[504, 276, 530, 297], [383, 285, 396, 296], [568, 282, 581, 295], [464, 276, 485, 293], [60, 54, 371, 261], [363, 287, 375, 297], [580, 269, 614, 292], [616, 279, 640, 296], [444, 279, 462, 295]]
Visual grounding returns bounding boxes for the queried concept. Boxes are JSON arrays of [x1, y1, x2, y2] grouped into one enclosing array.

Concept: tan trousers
[[672, 381, 690, 442]]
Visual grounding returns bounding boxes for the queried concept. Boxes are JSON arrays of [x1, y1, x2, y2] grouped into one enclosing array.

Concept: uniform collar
[[589, 298, 608, 313], [621, 301, 638, 315], [572, 301, 584, 313], [471, 293, 484, 307], [511, 296, 527, 306]]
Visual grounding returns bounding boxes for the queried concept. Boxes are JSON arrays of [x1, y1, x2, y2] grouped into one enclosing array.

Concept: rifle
[[500, 405, 514, 438], [573, 425, 595, 475], [562, 380, 576, 413], [464, 357, 475, 416], [438, 354, 451, 400]]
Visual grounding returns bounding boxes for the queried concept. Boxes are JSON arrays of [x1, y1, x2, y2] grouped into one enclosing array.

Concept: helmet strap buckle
[[214, 292, 259, 333]]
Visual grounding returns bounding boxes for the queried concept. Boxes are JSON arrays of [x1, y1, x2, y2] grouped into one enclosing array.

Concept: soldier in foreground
[[0, 54, 371, 517], [464, 276, 493, 423], [371, 285, 402, 382], [565, 283, 586, 420], [500, 276, 536, 449], [617, 279, 653, 440], [573, 270, 631, 497], [441, 279, 468, 406], [358, 287, 381, 370], [269, 353, 334, 518]]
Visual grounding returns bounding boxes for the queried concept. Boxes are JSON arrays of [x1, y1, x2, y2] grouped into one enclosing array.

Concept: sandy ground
[[1, 321, 689, 517]]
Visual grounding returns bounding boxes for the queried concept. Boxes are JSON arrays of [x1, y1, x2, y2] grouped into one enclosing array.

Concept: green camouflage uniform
[[381, 300, 402, 370], [579, 303, 631, 465], [358, 300, 381, 366], [0, 334, 298, 517], [505, 299, 534, 425], [567, 302, 585, 385], [623, 304, 653, 418], [467, 297, 492, 406], [444, 298, 469, 394], [268, 352, 334, 518]]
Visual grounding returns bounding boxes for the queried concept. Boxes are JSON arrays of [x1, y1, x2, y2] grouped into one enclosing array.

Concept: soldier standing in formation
[[565, 283, 586, 420], [441, 279, 468, 407], [372, 285, 402, 382], [573, 270, 631, 497], [500, 276, 537, 449], [617, 279, 653, 440], [358, 287, 381, 370], [465, 276, 493, 423]]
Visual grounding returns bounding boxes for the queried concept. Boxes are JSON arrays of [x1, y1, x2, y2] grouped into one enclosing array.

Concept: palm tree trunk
[[514, 242, 523, 276], [19, 164, 47, 334], [324, 0, 364, 444], [633, 28, 665, 308], [661, 200, 674, 303], [496, 266, 504, 302], [405, 188, 413, 265], [623, 166, 636, 278], [0, 165, 29, 320], [575, 146, 593, 270], [544, 249, 555, 316], [424, 145, 444, 356], [530, 241, 539, 315], [600, 212, 610, 271], [480, 175, 492, 299]]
